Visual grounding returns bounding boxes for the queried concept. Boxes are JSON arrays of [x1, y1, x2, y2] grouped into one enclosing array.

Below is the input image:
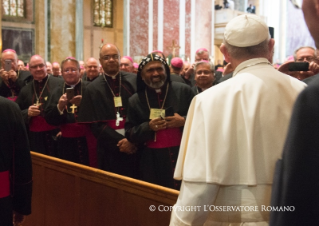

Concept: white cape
[[174, 58, 306, 185]]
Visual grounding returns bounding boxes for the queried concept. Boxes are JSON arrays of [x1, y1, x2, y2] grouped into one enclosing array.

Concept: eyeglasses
[[101, 54, 120, 61], [63, 68, 78, 73], [196, 70, 212, 75], [296, 57, 315, 62], [30, 64, 45, 69]]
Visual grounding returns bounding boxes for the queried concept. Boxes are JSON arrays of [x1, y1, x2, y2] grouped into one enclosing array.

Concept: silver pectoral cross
[[116, 112, 123, 126]]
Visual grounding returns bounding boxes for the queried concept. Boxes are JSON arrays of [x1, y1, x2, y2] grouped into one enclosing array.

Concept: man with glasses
[[278, 46, 319, 81], [0, 49, 32, 101], [193, 61, 215, 94], [16, 55, 63, 157], [78, 44, 138, 178], [44, 57, 97, 167]]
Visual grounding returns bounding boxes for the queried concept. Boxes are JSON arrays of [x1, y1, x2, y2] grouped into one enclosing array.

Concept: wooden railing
[[23, 152, 179, 226]]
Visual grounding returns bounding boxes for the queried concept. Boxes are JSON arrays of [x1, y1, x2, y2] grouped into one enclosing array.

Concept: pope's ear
[[220, 44, 231, 63]]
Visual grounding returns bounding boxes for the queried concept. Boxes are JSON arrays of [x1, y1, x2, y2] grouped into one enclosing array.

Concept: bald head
[[52, 62, 61, 76], [85, 57, 99, 80], [29, 55, 47, 81], [2, 49, 18, 71], [46, 62, 53, 74], [99, 44, 121, 76]]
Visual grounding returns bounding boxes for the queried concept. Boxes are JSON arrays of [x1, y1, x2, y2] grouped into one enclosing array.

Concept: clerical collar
[[65, 79, 81, 87], [233, 58, 271, 77], [105, 72, 119, 79], [34, 75, 48, 83]]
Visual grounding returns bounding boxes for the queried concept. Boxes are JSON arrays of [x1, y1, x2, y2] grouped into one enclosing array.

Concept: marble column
[[76, 0, 84, 61], [50, 0, 76, 63], [123, 0, 130, 56], [35, 0, 46, 58], [193, 0, 212, 61]]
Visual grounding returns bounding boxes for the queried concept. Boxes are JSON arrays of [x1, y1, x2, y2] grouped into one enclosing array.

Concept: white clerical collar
[[105, 72, 119, 79], [155, 89, 161, 93], [65, 79, 81, 87], [233, 58, 271, 77]]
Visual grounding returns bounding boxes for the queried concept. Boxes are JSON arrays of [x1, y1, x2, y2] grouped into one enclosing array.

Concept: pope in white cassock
[[169, 14, 306, 226]]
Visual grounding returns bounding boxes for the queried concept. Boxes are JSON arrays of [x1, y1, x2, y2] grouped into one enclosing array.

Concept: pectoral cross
[[70, 104, 77, 114], [116, 112, 123, 126], [168, 40, 181, 58], [34, 100, 41, 106]]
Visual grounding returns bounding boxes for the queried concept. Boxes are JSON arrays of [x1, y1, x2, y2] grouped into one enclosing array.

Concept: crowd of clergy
[[1, 2, 319, 224]]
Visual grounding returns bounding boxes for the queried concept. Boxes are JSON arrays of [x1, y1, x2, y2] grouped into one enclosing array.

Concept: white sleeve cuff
[[57, 104, 64, 115], [169, 181, 220, 226]]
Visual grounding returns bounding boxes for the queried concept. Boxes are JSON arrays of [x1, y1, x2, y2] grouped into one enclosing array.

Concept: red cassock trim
[[29, 116, 57, 132], [0, 171, 10, 198], [106, 119, 125, 130], [7, 96, 17, 102], [60, 123, 97, 168], [147, 128, 182, 149]]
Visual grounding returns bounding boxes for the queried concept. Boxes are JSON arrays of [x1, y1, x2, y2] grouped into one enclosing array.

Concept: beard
[[145, 79, 165, 89]]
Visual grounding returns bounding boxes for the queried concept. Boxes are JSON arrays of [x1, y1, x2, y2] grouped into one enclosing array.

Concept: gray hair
[[223, 36, 270, 60], [293, 46, 316, 61], [194, 61, 215, 73]]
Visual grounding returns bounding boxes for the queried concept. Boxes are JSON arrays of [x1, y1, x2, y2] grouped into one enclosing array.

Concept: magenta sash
[[7, 96, 17, 102], [147, 128, 182, 149], [0, 171, 10, 198], [60, 123, 97, 168], [29, 116, 57, 132]]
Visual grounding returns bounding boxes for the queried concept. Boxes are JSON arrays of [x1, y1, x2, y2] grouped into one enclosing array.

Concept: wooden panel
[[24, 152, 179, 226]]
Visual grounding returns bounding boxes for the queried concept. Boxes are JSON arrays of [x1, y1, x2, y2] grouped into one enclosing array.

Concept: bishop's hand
[[28, 105, 40, 117], [117, 138, 137, 154], [69, 95, 82, 107], [165, 113, 185, 128], [13, 211, 25, 226], [58, 93, 68, 112], [8, 69, 17, 82], [0, 69, 9, 84], [149, 117, 166, 131]]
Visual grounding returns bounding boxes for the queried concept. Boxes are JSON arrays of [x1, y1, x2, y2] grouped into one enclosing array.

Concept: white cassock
[[170, 58, 306, 226]]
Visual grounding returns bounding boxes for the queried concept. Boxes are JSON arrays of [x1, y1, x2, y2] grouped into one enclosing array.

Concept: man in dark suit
[[270, 0, 319, 225]]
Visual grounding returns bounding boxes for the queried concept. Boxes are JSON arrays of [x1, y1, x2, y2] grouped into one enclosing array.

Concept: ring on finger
[[155, 125, 158, 128]]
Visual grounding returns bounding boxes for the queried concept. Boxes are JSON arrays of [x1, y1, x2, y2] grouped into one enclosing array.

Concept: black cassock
[[78, 72, 138, 178], [16, 75, 63, 157], [270, 76, 319, 225], [0, 97, 32, 226], [125, 82, 194, 190], [44, 80, 97, 167], [0, 70, 32, 101]]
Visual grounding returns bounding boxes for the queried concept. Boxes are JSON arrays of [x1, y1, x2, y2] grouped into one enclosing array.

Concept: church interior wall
[[83, 0, 123, 61]]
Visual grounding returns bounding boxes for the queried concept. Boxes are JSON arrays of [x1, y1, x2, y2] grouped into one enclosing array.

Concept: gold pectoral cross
[[70, 104, 77, 114], [34, 100, 41, 106]]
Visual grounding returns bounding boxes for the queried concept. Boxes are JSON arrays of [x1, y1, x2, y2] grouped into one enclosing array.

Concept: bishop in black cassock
[[0, 49, 32, 102], [0, 97, 32, 226], [78, 43, 138, 178], [44, 57, 97, 167], [125, 53, 194, 190], [16, 55, 63, 157]]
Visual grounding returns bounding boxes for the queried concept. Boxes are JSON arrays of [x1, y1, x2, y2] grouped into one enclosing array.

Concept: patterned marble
[[153, 0, 158, 51], [194, 0, 212, 55], [34, 0, 46, 57], [50, 0, 76, 62], [163, 0, 179, 57], [130, 0, 148, 56], [185, 0, 191, 59], [286, 2, 315, 57]]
